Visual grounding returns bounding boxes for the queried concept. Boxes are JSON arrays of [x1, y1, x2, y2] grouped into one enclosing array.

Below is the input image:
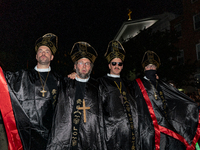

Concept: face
[[36, 46, 54, 66], [108, 58, 123, 75], [144, 64, 157, 71], [74, 58, 92, 79]]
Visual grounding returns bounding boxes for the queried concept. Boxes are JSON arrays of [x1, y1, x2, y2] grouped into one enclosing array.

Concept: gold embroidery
[[73, 126, 78, 131], [52, 89, 57, 95], [126, 107, 130, 112], [123, 91, 126, 95], [73, 118, 80, 124], [74, 110, 81, 115], [77, 99, 82, 104], [72, 139, 77, 146], [76, 105, 80, 109]]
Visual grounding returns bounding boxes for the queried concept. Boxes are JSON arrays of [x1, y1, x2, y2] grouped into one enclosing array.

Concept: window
[[174, 23, 182, 37], [196, 43, 200, 60], [194, 73, 200, 88], [193, 13, 200, 30], [177, 50, 184, 64]]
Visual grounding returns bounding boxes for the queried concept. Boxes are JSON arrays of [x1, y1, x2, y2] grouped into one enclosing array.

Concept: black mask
[[145, 70, 157, 81]]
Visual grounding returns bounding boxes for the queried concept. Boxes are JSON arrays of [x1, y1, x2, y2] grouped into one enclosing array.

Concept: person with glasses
[[98, 40, 137, 150], [131, 50, 200, 149], [47, 42, 106, 150]]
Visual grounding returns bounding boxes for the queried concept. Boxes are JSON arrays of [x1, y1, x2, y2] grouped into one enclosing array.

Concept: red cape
[[0, 67, 23, 150]]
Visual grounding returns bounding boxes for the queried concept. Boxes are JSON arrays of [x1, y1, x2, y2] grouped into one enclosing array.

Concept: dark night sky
[[0, 0, 182, 70]]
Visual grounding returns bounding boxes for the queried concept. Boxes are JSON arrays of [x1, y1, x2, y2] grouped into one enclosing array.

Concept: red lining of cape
[[0, 67, 23, 150]]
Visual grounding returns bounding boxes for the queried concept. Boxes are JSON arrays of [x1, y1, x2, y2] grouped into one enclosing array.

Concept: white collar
[[34, 66, 51, 72], [144, 76, 149, 80], [75, 76, 90, 82], [107, 73, 120, 78]]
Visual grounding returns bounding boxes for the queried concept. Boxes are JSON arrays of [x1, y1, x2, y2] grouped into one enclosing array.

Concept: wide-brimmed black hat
[[104, 40, 125, 63], [35, 33, 58, 55], [141, 50, 161, 69], [70, 41, 98, 63]]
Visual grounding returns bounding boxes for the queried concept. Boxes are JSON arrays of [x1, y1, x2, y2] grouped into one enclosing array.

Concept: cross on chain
[[119, 94, 124, 104], [78, 99, 90, 123], [40, 89, 47, 97]]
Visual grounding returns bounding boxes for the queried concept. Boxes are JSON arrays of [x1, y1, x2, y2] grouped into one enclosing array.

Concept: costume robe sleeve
[[0, 67, 23, 150], [132, 78, 200, 149], [159, 80, 200, 147], [2, 69, 60, 150]]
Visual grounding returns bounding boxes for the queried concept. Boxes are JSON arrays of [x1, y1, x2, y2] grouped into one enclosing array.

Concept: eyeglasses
[[77, 61, 91, 66], [145, 64, 156, 69], [111, 62, 123, 66]]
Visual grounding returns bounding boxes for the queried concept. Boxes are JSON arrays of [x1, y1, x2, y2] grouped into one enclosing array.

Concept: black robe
[[2, 69, 60, 150], [47, 77, 106, 150], [131, 78, 200, 150], [98, 75, 138, 150]]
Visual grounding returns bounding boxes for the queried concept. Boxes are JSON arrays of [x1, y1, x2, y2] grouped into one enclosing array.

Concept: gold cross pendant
[[40, 88, 47, 97], [78, 99, 90, 123]]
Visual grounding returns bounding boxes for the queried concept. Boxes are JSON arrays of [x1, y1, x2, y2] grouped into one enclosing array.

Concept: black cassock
[[98, 75, 138, 150], [47, 77, 106, 150], [2, 69, 60, 150], [131, 78, 200, 150]]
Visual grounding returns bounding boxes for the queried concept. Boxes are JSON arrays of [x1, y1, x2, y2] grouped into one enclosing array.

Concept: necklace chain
[[114, 81, 122, 94], [148, 80, 158, 100], [38, 71, 50, 97]]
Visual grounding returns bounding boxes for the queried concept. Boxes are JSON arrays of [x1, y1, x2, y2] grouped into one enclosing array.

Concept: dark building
[[170, 0, 200, 91]]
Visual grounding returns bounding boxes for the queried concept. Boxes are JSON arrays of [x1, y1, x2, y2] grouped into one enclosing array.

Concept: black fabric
[[4, 69, 60, 150], [144, 70, 156, 82], [71, 81, 85, 150], [0, 112, 3, 124], [131, 78, 199, 150], [98, 75, 138, 150], [47, 77, 106, 150]]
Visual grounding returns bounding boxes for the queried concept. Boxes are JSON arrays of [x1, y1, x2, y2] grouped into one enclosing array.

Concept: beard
[[76, 67, 92, 79], [38, 56, 50, 65]]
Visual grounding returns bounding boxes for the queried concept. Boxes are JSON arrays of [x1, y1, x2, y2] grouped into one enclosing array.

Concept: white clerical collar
[[107, 73, 120, 78], [75, 76, 90, 82], [34, 66, 51, 72], [144, 76, 150, 80]]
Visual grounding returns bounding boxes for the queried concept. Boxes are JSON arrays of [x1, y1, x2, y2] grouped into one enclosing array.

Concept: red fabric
[[159, 113, 200, 150], [136, 78, 200, 150], [0, 67, 23, 150], [158, 125, 189, 147], [186, 112, 200, 150], [136, 78, 160, 150]]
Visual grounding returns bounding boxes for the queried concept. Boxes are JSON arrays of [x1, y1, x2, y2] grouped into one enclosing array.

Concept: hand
[[156, 74, 159, 79], [68, 72, 76, 79]]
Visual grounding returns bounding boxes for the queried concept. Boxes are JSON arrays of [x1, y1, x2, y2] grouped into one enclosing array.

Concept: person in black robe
[[47, 42, 106, 150], [98, 41, 138, 150], [0, 33, 61, 150], [131, 51, 200, 149]]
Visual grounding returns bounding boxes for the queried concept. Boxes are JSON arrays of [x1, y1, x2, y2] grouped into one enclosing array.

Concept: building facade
[[171, 0, 200, 89]]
